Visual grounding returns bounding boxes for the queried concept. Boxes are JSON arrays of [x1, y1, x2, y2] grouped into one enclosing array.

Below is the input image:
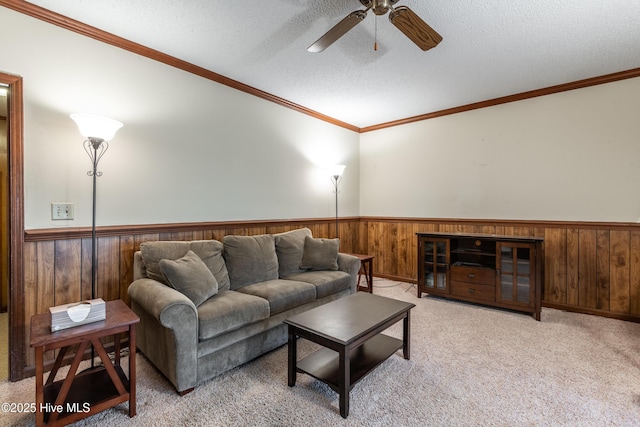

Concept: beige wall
[[360, 77, 640, 222], [0, 8, 360, 229], [2, 6, 639, 229]]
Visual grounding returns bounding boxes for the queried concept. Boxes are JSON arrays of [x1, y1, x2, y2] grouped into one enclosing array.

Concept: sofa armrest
[[337, 253, 362, 293], [128, 278, 198, 393]]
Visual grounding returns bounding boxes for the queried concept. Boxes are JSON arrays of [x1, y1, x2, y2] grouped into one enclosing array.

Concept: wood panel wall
[[20, 218, 361, 374], [360, 218, 640, 321], [16, 216, 640, 379]]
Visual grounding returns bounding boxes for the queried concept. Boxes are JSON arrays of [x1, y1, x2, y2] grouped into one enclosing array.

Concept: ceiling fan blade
[[389, 6, 442, 51], [308, 10, 367, 53]]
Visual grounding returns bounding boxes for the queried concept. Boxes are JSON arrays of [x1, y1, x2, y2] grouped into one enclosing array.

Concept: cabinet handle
[[468, 273, 475, 278], [468, 288, 476, 293]]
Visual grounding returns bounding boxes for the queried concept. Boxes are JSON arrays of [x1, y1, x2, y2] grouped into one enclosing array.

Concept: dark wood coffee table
[[285, 292, 415, 418]]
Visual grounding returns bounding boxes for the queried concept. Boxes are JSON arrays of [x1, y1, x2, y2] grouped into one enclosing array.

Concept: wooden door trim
[[1, 71, 25, 381]]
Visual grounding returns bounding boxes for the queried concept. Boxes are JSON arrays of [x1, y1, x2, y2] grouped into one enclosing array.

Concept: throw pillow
[[159, 250, 218, 306], [299, 236, 339, 271], [223, 234, 279, 289], [140, 240, 230, 292], [189, 240, 231, 292], [274, 228, 312, 277], [140, 241, 192, 285]]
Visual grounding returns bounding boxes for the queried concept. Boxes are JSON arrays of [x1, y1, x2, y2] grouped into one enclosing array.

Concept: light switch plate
[[51, 203, 74, 220]]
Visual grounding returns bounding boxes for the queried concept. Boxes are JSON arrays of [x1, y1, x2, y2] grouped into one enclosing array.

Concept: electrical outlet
[[51, 203, 74, 220]]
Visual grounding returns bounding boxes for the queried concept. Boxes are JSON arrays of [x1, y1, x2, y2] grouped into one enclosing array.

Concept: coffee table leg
[[403, 311, 411, 360], [339, 346, 350, 418], [287, 325, 297, 387]]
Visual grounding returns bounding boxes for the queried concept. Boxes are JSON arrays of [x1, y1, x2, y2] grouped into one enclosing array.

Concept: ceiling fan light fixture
[[371, 0, 399, 16]]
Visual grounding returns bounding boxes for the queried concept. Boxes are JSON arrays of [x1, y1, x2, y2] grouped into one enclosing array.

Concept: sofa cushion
[[159, 250, 218, 306], [274, 228, 312, 277], [236, 279, 316, 316], [300, 236, 339, 271], [140, 240, 231, 291], [282, 270, 352, 299], [223, 234, 279, 289], [197, 290, 270, 341]]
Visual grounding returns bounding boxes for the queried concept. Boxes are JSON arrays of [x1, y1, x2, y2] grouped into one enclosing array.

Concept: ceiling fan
[[308, 0, 442, 53]]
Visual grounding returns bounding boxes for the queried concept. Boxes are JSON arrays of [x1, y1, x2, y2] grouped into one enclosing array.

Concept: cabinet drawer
[[451, 281, 495, 302], [451, 266, 496, 285]]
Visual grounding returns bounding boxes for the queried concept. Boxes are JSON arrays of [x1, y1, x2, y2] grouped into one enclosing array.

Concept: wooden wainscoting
[[360, 217, 640, 321], [19, 218, 361, 376], [17, 216, 640, 378]]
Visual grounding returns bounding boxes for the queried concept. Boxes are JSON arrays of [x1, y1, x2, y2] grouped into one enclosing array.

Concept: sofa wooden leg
[[178, 387, 194, 396]]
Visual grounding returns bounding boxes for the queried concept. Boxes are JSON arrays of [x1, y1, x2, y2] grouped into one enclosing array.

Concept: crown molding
[[0, 0, 360, 132], [2, 0, 639, 134], [360, 67, 640, 132]]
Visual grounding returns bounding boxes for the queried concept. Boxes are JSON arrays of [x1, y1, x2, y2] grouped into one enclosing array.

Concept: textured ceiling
[[24, 0, 640, 128]]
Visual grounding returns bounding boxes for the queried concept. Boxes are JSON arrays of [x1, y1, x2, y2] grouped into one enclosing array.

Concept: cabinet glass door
[[420, 238, 449, 295], [497, 243, 533, 305]]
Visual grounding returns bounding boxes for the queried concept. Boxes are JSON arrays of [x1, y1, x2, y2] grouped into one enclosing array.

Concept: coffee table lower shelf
[[297, 334, 402, 392]]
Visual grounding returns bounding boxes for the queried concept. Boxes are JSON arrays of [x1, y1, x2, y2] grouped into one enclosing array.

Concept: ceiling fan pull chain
[[374, 14, 378, 51]]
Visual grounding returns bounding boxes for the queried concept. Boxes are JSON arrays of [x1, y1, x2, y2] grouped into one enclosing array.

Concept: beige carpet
[[2, 280, 640, 426]]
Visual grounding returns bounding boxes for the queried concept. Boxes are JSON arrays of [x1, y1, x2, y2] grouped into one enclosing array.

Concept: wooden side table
[[30, 299, 139, 427], [347, 253, 374, 293]]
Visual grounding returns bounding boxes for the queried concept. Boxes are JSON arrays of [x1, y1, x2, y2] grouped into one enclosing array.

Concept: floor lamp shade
[[329, 164, 346, 179], [71, 113, 123, 142]]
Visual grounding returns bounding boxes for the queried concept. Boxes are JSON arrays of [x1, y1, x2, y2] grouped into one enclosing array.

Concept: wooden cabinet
[[417, 232, 543, 320]]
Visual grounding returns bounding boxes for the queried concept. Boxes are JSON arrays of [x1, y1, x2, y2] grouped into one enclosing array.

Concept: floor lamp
[[329, 165, 346, 239], [71, 114, 122, 368], [70, 114, 123, 301]]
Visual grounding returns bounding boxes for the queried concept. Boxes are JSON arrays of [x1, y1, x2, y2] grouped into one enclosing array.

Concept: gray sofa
[[128, 228, 361, 394]]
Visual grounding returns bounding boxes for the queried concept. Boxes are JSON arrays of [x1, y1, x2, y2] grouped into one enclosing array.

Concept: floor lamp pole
[[85, 138, 108, 369], [331, 175, 340, 239], [335, 182, 339, 239], [85, 138, 108, 300], [90, 144, 98, 300]]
